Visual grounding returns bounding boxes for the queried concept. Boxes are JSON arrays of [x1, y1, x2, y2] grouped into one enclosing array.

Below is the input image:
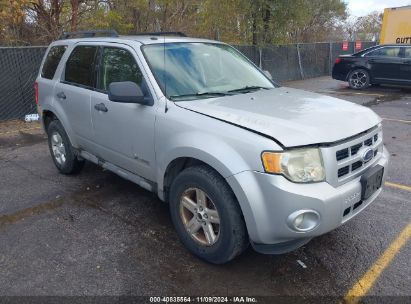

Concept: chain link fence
[[0, 47, 47, 121], [0, 42, 376, 121], [235, 41, 376, 83]]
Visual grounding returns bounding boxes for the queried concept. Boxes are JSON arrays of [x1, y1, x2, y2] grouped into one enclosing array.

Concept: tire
[[47, 120, 84, 174], [348, 69, 370, 90], [169, 165, 249, 264]]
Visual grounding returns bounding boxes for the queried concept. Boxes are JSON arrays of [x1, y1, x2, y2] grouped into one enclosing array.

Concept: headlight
[[261, 148, 325, 183]]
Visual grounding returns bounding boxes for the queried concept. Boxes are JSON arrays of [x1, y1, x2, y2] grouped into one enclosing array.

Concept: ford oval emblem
[[362, 148, 374, 162]]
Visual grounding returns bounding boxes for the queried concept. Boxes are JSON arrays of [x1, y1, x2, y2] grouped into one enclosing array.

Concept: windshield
[[142, 42, 276, 101]]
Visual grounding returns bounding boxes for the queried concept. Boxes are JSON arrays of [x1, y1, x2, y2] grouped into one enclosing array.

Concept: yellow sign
[[380, 6, 411, 44]]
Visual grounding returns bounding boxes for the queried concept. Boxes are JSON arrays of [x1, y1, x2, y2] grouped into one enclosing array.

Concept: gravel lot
[[0, 77, 410, 303]]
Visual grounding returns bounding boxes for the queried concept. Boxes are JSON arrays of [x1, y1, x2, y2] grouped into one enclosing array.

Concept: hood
[[177, 87, 381, 147]]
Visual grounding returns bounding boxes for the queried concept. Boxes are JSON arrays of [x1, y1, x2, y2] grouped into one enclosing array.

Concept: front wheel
[[348, 69, 370, 90], [169, 165, 249, 264]]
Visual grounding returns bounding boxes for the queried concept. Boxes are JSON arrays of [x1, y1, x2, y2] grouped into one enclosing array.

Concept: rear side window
[[65, 45, 98, 88], [404, 48, 411, 58], [366, 47, 401, 58], [41, 45, 67, 79]]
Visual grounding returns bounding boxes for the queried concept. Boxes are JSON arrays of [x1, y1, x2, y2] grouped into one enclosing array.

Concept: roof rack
[[133, 31, 187, 37], [60, 29, 119, 40]]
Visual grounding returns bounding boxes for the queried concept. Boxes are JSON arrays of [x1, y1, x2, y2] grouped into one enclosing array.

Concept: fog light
[[294, 214, 304, 227], [287, 210, 320, 232]]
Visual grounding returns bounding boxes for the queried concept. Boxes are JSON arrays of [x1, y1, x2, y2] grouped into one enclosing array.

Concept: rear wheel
[[348, 69, 370, 90], [169, 165, 249, 264], [47, 120, 84, 174]]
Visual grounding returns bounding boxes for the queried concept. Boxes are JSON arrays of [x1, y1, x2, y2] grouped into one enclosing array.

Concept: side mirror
[[263, 70, 273, 80], [108, 81, 149, 105]]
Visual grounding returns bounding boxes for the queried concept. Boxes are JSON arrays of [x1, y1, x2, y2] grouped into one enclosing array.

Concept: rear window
[[41, 45, 67, 79], [65, 45, 98, 88]]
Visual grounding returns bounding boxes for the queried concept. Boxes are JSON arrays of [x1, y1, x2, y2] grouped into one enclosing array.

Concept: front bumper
[[226, 145, 389, 253]]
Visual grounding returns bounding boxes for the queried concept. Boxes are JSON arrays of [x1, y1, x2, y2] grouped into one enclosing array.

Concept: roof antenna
[[164, 35, 168, 113]]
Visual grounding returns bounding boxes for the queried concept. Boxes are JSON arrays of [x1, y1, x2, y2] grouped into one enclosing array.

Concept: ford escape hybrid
[[36, 31, 389, 264]]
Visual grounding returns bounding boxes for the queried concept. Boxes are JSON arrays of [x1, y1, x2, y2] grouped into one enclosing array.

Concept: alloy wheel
[[51, 131, 66, 165], [179, 187, 221, 246], [349, 70, 368, 89]]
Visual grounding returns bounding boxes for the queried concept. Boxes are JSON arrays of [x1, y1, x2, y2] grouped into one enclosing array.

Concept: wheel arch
[[161, 156, 236, 203], [41, 107, 78, 147], [346, 66, 372, 82], [42, 110, 58, 131]]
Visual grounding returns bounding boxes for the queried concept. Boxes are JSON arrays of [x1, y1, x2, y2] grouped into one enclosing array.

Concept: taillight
[[35, 82, 39, 105], [335, 57, 342, 64]]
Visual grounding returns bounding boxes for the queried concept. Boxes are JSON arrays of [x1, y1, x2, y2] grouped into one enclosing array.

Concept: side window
[[99, 47, 146, 93], [41, 45, 67, 79], [65, 45, 98, 88], [404, 48, 411, 58], [366, 47, 401, 58]]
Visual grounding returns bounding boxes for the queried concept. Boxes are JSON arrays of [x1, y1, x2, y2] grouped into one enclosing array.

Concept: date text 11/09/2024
[[149, 296, 258, 303]]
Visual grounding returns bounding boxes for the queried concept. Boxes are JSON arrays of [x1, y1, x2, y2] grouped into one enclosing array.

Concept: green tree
[[248, 0, 348, 45], [0, 0, 349, 46], [196, 0, 251, 44], [347, 12, 383, 41]]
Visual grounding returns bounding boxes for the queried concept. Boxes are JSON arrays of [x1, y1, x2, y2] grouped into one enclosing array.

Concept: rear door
[[37, 44, 67, 112], [54, 44, 99, 150], [365, 46, 403, 82], [90, 43, 157, 180], [401, 47, 411, 83], [41, 45, 67, 81]]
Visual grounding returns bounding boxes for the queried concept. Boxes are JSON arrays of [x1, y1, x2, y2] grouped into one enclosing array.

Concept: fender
[[154, 101, 282, 200], [156, 130, 270, 198], [156, 131, 275, 243], [41, 103, 78, 148]]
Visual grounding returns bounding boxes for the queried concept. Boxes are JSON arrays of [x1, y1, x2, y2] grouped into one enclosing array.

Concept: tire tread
[[169, 165, 249, 264], [47, 120, 84, 175]]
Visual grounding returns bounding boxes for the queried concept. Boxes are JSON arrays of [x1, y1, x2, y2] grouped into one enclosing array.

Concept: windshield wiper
[[169, 86, 271, 100], [227, 86, 271, 93], [169, 91, 229, 101]]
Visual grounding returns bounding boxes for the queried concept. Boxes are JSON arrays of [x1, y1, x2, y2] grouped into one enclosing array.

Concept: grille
[[336, 134, 377, 165], [364, 138, 373, 146], [343, 200, 364, 217], [325, 126, 383, 185], [351, 143, 362, 155], [353, 200, 363, 210], [351, 161, 363, 171], [338, 166, 349, 177], [336, 148, 349, 161]]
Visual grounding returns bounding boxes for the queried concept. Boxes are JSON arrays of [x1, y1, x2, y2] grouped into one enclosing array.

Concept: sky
[[347, 0, 411, 17]]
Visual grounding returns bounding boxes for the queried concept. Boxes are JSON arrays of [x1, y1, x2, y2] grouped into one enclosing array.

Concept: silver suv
[[36, 31, 389, 264]]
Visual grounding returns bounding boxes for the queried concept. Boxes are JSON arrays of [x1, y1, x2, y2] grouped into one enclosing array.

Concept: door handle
[[94, 103, 108, 112], [56, 92, 66, 99]]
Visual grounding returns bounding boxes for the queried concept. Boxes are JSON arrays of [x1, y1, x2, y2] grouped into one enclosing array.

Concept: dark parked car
[[332, 44, 411, 89]]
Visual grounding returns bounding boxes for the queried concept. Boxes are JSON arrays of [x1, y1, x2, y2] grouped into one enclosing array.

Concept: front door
[[400, 47, 411, 83], [90, 44, 157, 181], [366, 46, 403, 82]]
